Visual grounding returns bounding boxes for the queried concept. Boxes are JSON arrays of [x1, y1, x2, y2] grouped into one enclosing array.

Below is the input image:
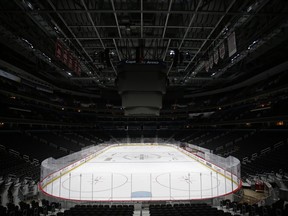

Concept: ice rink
[[42, 145, 238, 201]]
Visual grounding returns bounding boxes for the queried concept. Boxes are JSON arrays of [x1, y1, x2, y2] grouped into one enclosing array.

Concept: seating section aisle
[[174, 130, 288, 179], [0, 150, 39, 180], [191, 131, 221, 146], [241, 143, 288, 176], [220, 199, 288, 216], [77, 131, 109, 143], [192, 131, 250, 156], [174, 130, 250, 154], [32, 132, 82, 153], [62, 132, 96, 147], [0, 132, 66, 161], [176, 131, 208, 143], [231, 130, 288, 160], [0, 199, 61, 216], [62, 204, 134, 216], [149, 203, 233, 216]]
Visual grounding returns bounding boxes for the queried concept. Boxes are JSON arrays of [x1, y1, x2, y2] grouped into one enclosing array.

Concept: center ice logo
[[123, 153, 161, 160]]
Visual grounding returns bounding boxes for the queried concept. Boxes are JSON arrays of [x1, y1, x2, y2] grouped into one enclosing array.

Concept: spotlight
[[22, 0, 34, 10], [169, 50, 175, 56]]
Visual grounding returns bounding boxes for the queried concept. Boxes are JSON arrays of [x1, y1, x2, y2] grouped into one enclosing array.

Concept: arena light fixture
[[22, 0, 34, 10]]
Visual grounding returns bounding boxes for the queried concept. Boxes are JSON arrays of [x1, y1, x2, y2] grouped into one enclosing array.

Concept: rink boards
[[39, 144, 241, 202]]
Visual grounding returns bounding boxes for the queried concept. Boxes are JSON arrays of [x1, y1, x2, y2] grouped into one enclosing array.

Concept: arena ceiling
[[0, 0, 288, 96]]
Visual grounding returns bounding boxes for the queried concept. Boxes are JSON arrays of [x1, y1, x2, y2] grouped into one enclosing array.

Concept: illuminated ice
[[42, 145, 239, 201]]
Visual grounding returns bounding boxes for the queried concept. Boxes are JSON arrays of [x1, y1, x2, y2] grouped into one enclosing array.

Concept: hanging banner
[[205, 61, 210, 72], [55, 39, 81, 76], [55, 39, 63, 60], [75, 62, 81, 76], [219, 42, 225, 59], [71, 57, 77, 72], [209, 54, 213, 69], [68, 53, 74, 69], [228, 31, 237, 57], [213, 50, 219, 64], [62, 48, 68, 65]]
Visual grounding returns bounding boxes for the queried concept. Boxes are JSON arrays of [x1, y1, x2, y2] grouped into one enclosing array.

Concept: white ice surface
[[43, 145, 238, 201]]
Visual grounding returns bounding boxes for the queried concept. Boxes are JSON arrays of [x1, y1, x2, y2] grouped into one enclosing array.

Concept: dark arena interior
[[1, 0, 288, 215]]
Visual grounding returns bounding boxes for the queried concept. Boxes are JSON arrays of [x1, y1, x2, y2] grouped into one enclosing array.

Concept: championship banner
[[75, 62, 81, 76], [228, 31, 237, 57], [68, 53, 74, 69], [55, 39, 63, 60], [205, 61, 210, 72], [55, 39, 81, 76], [219, 42, 225, 59], [213, 50, 219, 64], [71, 57, 77, 72], [62, 48, 68, 65], [209, 54, 213, 69]]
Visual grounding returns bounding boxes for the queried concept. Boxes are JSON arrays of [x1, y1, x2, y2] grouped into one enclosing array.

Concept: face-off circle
[[155, 172, 220, 192], [62, 173, 128, 193]]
